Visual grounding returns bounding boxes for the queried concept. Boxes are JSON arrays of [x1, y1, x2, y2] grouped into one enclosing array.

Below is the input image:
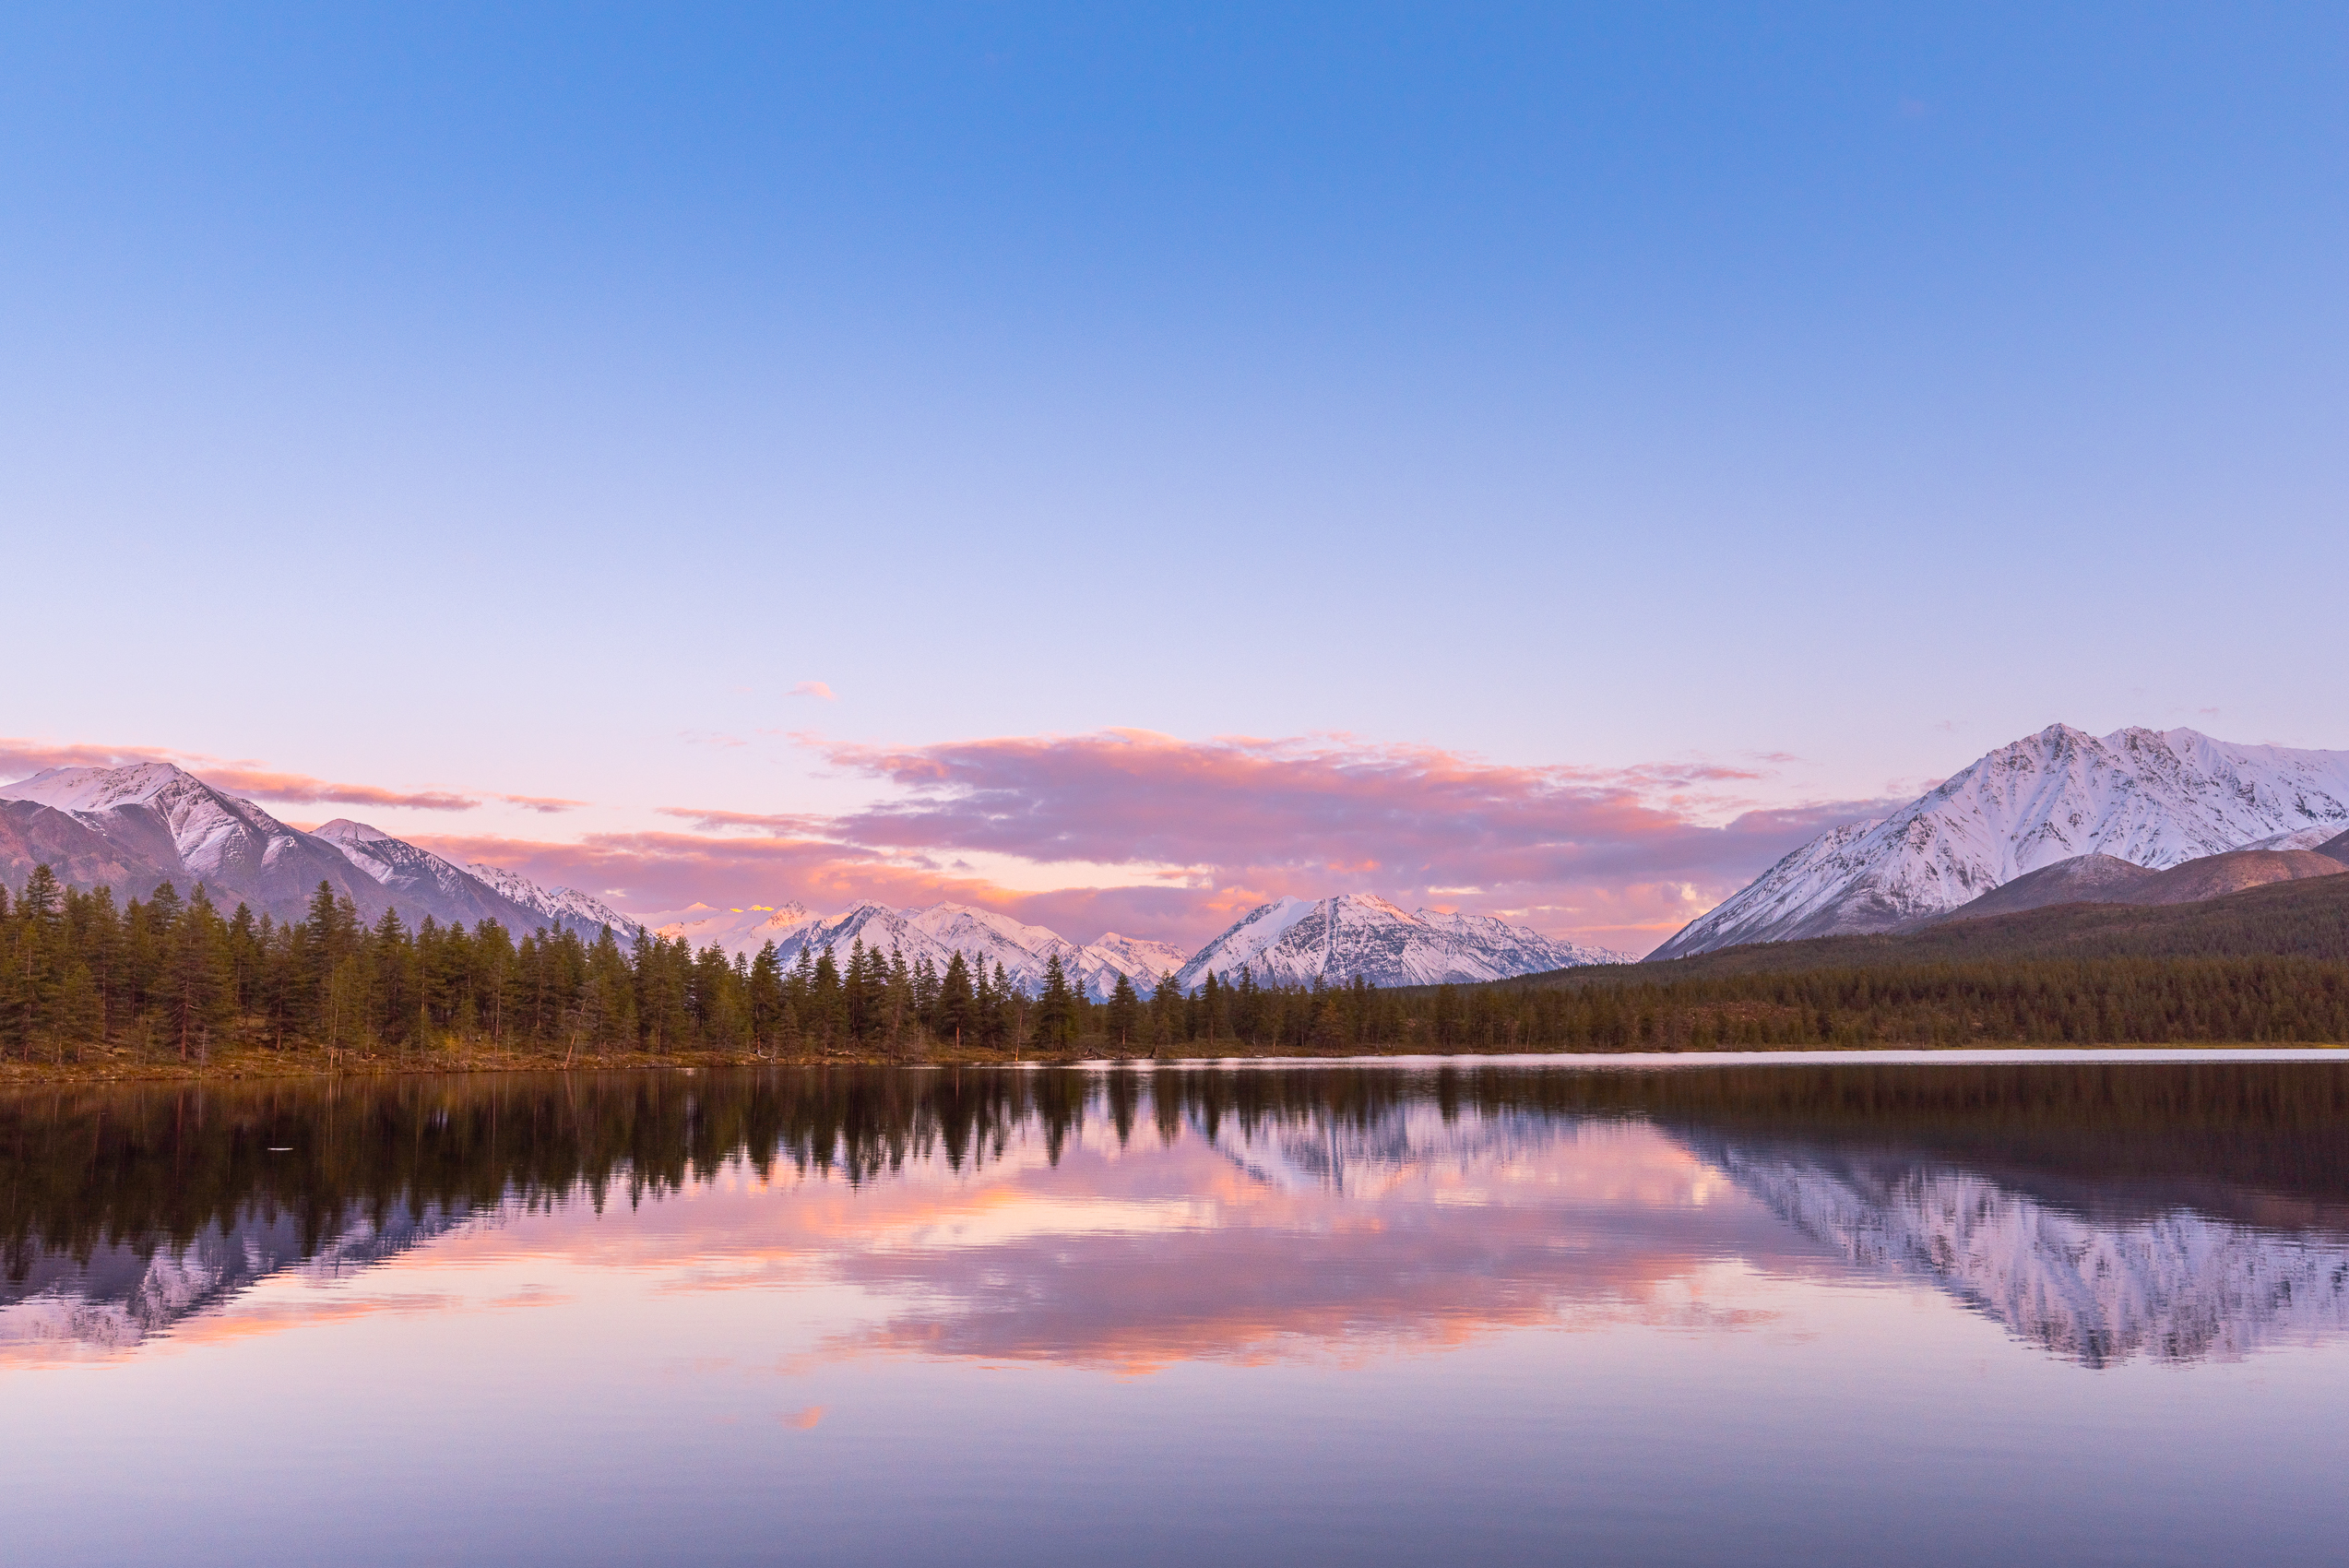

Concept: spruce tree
[[1107, 970, 1141, 1049], [1152, 971, 1185, 1053], [1034, 953, 1078, 1051], [939, 951, 974, 1046], [748, 942, 784, 1053]]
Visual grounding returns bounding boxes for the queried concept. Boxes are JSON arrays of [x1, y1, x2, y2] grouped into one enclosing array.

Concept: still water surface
[[6, 1057, 2349, 1566]]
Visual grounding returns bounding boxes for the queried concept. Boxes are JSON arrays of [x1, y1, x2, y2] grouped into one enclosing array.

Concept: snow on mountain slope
[[463, 861, 641, 939], [312, 819, 636, 938], [765, 902, 1127, 999], [769, 903, 946, 976], [1652, 725, 2349, 959], [2239, 825, 2347, 852], [647, 902, 816, 955], [315, 819, 558, 932], [1079, 933, 1192, 997], [1174, 893, 1626, 990], [655, 899, 1191, 1000], [903, 903, 1085, 990], [1169, 897, 1318, 987], [0, 764, 386, 920], [1414, 909, 1627, 973]]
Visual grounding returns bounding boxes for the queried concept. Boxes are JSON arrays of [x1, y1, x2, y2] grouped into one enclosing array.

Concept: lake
[[6, 1054, 2349, 1566]]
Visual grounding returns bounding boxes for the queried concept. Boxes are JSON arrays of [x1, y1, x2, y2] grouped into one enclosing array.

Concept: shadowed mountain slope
[[1937, 849, 2347, 923], [0, 800, 180, 897], [1524, 870, 2349, 987]]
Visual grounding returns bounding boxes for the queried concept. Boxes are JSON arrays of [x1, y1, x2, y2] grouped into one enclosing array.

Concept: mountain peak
[[1174, 891, 1620, 989], [0, 760, 208, 813], [314, 818, 396, 844], [1652, 723, 2349, 959]]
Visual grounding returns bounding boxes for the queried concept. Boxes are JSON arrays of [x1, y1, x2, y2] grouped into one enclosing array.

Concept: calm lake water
[[7, 1055, 2349, 1566]]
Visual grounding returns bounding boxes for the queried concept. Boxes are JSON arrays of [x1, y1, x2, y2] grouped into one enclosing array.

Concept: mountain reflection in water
[[8, 1062, 2349, 1372]]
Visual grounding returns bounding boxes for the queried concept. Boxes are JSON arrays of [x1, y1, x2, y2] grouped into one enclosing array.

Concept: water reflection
[[1694, 1136, 2349, 1365], [7, 1062, 2349, 1369]]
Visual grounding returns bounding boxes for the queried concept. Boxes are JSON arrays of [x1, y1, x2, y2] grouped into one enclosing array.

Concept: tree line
[[0, 871, 1338, 1062], [6, 867, 2349, 1064]]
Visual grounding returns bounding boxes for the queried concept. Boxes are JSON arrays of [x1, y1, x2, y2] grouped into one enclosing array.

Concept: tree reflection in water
[[8, 1061, 2349, 1366]]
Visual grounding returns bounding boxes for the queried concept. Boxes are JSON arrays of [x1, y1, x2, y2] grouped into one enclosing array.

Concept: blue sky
[[5, 4, 2344, 944]]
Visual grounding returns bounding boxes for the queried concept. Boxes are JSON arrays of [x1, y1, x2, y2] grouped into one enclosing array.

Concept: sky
[[4, 4, 2344, 954]]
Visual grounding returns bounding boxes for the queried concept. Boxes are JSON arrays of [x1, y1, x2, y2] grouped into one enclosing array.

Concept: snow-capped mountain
[[462, 860, 640, 940], [318, 819, 542, 932], [645, 901, 817, 956], [0, 763, 637, 937], [0, 763, 387, 920], [314, 820, 636, 939], [1081, 932, 1192, 997], [1652, 725, 2349, 959], [647, 899, 1189, 1001], [1172, 893, 1626, 991], [743, 901, 1175, 1001]]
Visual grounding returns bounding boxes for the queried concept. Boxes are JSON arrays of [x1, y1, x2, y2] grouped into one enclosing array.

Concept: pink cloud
[[656, 807, 833, 834], [406, 828, 1018, 919], [804, 731, 1882, 935], [450, 732, 1892, 955], [790, 682, 837, 701], [499, 793, 587, 814], [2, 731, 1890, 956], [0, 738, 480, 812]]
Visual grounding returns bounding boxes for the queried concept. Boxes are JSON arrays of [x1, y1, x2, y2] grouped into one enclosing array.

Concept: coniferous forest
[[2, 867, 2347, 1073]]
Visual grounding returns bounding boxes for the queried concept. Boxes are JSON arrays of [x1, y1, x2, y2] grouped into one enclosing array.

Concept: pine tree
[[1106, 970, 1141, 1050], [10, 865, 65, 1059], [810, 946, 843, 1048], [748, 941, 784, 1054], [939, 951, 974, 1047], [1034, 952, 1079, 1051], [168, 886, 236, 1062], [1152, 971, 1185, 1054]]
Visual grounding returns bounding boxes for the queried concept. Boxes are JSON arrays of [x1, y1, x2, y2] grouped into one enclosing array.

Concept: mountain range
[[0, 759, 1618, 997], [0, 764, 633, 940], [1654, 725, 2349, 959], [638, 899, 1186, 1003], [1171, 894, 1624, 991], [636, 894, 1620, 1001]]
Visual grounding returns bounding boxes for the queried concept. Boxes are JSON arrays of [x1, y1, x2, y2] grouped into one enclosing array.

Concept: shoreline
[[4, 1038, 2344, 1088]]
